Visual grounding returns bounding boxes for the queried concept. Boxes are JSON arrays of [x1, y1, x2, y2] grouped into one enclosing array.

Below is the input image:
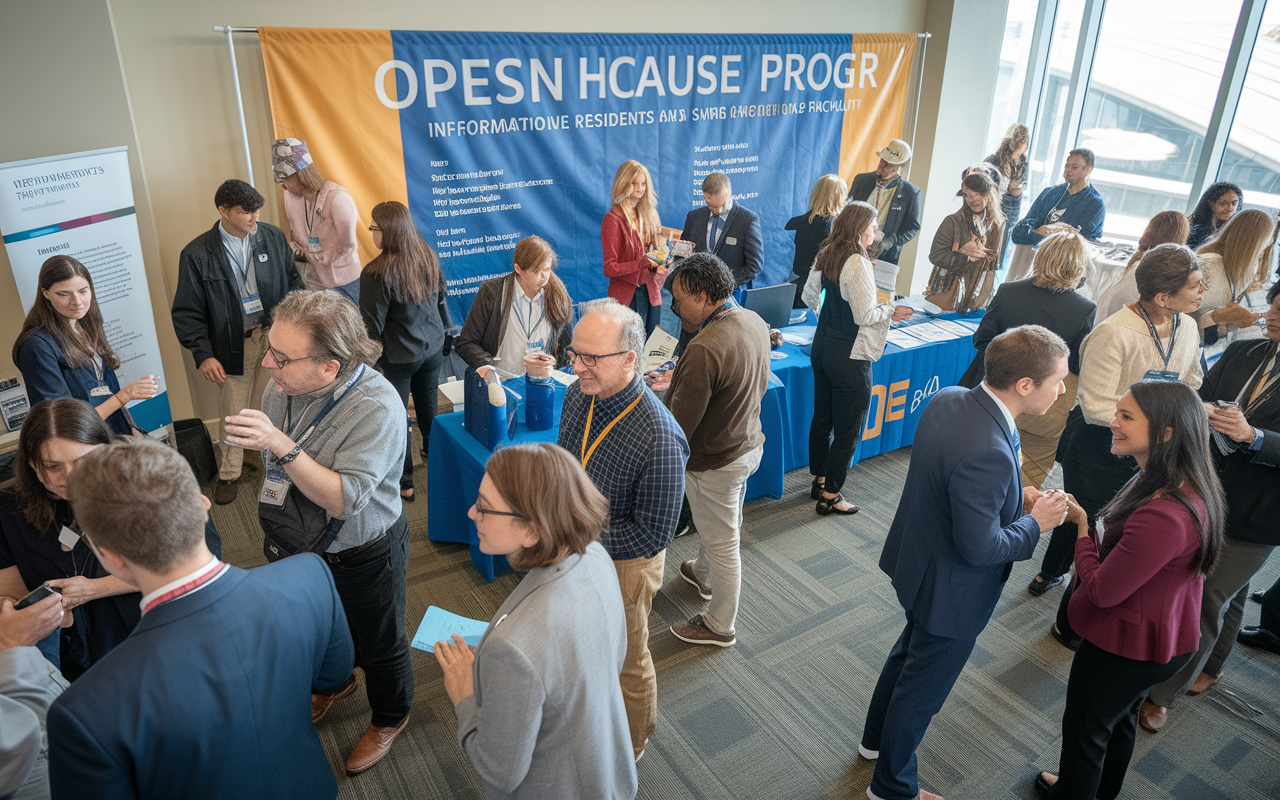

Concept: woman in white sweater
[[802, 201, 913, 515], [1032, 245, 1207, 645], [1192, 208, 1273, 352]]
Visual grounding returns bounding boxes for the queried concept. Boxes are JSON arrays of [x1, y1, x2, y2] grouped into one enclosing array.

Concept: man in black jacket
[[680, 173, 763, 288], [171, 179, 300, 504], [846, 139, 922, 266]]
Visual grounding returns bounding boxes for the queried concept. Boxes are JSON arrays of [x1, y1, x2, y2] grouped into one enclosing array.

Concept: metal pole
[[214, 24, 255, 186], [906, 33, 931, 182], [1054, 0, 1106, 182]]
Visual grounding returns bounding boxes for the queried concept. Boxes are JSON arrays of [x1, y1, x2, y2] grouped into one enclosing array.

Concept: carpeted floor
[[211, 436, 1280, 800]]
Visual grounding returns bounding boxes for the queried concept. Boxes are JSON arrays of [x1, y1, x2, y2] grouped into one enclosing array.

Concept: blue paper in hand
[[411, 605, 490, 653]]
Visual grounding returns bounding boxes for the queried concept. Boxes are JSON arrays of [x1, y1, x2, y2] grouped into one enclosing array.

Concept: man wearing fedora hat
[[846, 139, 922, 266]]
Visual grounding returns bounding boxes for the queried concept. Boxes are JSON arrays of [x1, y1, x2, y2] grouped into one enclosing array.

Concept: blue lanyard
[[1135, 303, 1179, 371], [513, 292, 545, 341], [282, 364, 365, 447]]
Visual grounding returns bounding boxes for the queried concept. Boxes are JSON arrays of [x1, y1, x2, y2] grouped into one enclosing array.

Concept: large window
[[1026, 0, 1086, 203], [984, 0, 1040, 154], [1221, 7, 1280, 218]]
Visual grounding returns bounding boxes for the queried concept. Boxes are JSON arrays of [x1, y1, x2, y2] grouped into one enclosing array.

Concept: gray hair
[[270, 290, 382, 378], [578, 298, 646, 375]]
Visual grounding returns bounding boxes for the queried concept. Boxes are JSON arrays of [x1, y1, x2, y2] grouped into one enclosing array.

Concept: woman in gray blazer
[[435, 443, 636, 800]]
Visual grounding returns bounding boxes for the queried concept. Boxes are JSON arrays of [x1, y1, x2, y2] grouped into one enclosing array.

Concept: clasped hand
[[1025, 488, 1070, 533]]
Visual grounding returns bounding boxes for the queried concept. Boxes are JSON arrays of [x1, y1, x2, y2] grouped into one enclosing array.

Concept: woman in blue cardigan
[[12, 256, 156, 436]]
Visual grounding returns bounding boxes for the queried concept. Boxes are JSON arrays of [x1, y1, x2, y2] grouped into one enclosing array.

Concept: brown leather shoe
[[311, 675, 358, 723], [1186, 670, 1220, 695], [213, 479, 239, 505], [1138, 699, 1167, 733], [345, 715, 410, 775]]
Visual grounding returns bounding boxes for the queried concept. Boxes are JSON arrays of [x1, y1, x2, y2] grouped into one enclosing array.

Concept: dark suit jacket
[[47, 554, 354, 800], [847, 173, 922, 265], [879, 386, 1041, 639], [1200, 339, 1280, 546], [681, 202, 763, 287], [961, 279, 1096, 386]]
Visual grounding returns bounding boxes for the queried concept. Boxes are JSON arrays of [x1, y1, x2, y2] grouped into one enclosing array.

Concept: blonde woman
[[1193, 208, 1274, 348], [786, 174, 848, 307], [925, 170, 1005, 313], [962, 232, 1096, 488], [601, 160, 663, 336], [272, 138, 363, 303]]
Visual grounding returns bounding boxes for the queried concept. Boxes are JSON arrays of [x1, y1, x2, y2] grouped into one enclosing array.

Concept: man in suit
[[846, 139, 922, 266], [860, 325, 1071, 800], [680, 173, 763, 288], [48, 439, 355, 800], [172, 178, 302, 505], [1141, 283, 1280, 727]]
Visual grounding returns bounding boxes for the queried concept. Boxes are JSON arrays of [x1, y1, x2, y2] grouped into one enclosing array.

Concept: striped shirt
[[558, 374, 689, 560]]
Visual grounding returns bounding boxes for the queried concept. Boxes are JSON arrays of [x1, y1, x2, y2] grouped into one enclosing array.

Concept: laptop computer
[[742, 282, 797, 328]]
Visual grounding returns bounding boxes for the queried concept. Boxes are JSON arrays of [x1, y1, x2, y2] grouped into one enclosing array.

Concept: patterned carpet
[[211, 435, 1280, 800]]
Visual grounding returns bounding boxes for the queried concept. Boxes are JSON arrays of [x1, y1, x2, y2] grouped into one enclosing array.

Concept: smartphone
[[13, 584, 60, 610], [1215, 400, 1238, 409]]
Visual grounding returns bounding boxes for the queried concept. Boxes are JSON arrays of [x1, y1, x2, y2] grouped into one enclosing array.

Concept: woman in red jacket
[[601, 159, 664, 337], [1036, 380, 1224, 800]]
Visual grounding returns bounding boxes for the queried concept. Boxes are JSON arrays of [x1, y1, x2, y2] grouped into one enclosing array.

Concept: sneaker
[[857, 743, 878, 760], [670, 614, 735, 648], [679, 560, 712, 601], [213, 479, 239, 505], [1027, 573, 1066, 596]]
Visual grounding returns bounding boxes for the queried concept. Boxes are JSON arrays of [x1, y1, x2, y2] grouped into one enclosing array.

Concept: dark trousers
[[381, 354, 443, 489], [1262, 574, 1280, 632], [808, 331, 873, 495], [629, 286, 660, 339], [1050, 641, 1191, 800], [1040, 411, 1137, 579], [862, 612, 977, 800], [326, 512, 414, 727]]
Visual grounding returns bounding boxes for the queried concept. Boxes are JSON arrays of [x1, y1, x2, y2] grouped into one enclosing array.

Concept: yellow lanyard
[[580, 393, 643, 468]]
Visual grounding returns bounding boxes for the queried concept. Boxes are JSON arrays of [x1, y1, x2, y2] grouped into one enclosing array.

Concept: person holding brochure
[[802, 201, 912, 515], [1190, 208, 1272, 350], [359, 201, 453, 503], [602, 160, 664, 337], [924, 171, 1005, 314], [14, 256, 157, 437], [434, 443, 637, 800], [456, 235, 574, 375]]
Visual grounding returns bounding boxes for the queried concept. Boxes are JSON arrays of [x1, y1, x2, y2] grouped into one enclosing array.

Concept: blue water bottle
[[525, 375, 555, 431]]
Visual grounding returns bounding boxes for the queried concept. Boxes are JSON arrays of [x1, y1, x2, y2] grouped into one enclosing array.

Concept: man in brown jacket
[[660, 253, 770, 647]]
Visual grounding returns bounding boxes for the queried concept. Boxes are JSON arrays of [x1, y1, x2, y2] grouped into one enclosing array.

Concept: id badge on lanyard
[[90, 383, 113, 397], [259, 465, 292, 507], [242, 294, 263, 315], [1137, 304, 1180, 383]]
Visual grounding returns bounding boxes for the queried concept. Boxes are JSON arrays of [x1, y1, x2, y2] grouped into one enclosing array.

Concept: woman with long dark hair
[[1186, 181, 1243, 249], [924, 171, 1005, 313], [455, 235, 574, 374], [359, 200, 452, 502], [1095, 211, 1191, 321], [13, 256, 156, 436], [1036, 380, 1224, 800], [802, 202, 913, 515]]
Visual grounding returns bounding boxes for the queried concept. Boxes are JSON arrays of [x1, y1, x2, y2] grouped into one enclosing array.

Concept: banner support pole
[[213, 25, 257, 187]]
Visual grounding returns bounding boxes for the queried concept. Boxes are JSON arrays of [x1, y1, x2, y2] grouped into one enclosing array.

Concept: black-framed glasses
[[368, 225, 380, 232], [265, 345, 326, 369], [475, 493, 524, 519], [565, 346, 630, 368]]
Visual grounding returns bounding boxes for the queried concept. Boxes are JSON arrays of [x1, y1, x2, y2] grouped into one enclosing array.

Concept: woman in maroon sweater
[[1037, 380, 1224, 800], [601, 159, 664, 337]]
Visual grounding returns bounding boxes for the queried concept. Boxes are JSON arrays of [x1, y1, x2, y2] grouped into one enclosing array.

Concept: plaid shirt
[[558, 375, 689, 560]]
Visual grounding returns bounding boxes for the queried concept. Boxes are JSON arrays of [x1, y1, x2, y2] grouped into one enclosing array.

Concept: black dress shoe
[[1237, 626, 1280, 655], [1034, 772, 1055, 799]]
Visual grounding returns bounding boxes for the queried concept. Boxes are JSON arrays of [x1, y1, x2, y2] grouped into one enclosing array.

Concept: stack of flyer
[[885, 318, 977, 350]]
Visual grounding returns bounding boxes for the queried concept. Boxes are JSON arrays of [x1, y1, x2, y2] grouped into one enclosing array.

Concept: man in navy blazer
[[860, 326, 1072, 800], [47, 440, 355, 800], [680, 172, 763, 288], [846, 139, 922, 266]]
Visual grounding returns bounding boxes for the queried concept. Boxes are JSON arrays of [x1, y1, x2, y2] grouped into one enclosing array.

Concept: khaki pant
[[218, 328, 270, 481], [686, 445, 764, 637], [1015, 371, 1078, 489], [614, 550, 665, 758]]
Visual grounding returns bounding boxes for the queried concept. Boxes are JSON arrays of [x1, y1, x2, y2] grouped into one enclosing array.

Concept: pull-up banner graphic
[[260, 29, 916, 321]]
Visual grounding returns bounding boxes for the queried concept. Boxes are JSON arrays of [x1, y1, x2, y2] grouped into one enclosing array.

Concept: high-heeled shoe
[[810, 477, 825, 500], [816, 493, 860, 516]]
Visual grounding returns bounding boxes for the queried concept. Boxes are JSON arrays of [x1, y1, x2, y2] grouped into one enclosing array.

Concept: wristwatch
[[277, 444, 304, 465]]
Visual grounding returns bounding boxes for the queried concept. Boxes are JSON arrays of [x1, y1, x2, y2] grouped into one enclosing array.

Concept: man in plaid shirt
[[557, 298, 689, 762]]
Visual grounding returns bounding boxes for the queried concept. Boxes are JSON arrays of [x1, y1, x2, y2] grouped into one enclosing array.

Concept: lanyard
[[580, 392, 643, 468], [513, 292, 545, 342], [304, 189, 321, 237], [90, 353, 104, 383], [1135, 303, 1179, 371], [698, 303, 735, 335], [225, 234, 253, 288], [282, 364, 365, 450], [141, 562, 228, 615]]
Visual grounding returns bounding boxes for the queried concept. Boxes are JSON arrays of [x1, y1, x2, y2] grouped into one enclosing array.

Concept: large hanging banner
[[260, 29, 916, 321], [0, 146, 172, 432]]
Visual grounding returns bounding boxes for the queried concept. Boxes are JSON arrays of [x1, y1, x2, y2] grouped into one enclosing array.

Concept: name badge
[[258, 253, 268, 262], [59, 525, 80, 551], [307, 236, 323, 253], [89, 383, 113, 397], [258, 465, 292, 507], [242, 294, 264, 315], [1143, 369, 1180, 383], [725, 236, 738, 246], [525, 340, 544, 354]]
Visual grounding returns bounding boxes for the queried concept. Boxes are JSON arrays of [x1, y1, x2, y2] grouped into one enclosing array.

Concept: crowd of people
[[0, 127, 1276, 800]]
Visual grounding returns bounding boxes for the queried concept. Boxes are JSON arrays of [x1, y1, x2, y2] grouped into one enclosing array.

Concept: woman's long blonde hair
[[806, 174, 848, 223], [610, 160, 661, 248], [1197, 208, 1275, 289]]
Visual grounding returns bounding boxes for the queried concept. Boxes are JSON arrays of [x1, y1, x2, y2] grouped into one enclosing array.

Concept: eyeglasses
[[368, 225, 380, 232], [474, 493, 524, 519], [265, 345, 326, 369], [564, 347, 630, 368]]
